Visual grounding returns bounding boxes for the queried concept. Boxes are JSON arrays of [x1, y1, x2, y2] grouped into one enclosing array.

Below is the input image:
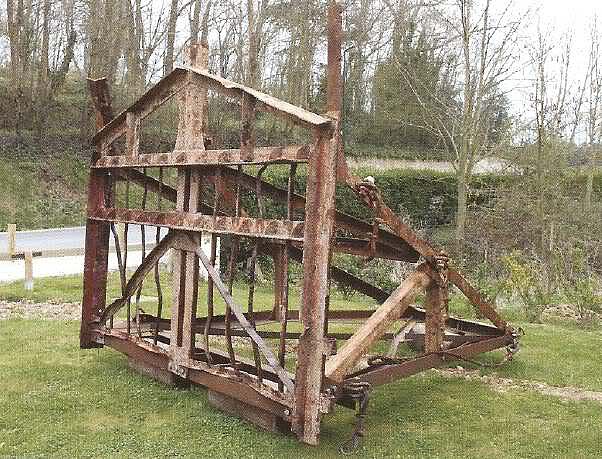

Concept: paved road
[[346, 157, 520, 174], [0, 225, 166, 282], [0, 225, 167, 256], [0, 225, 214, 283]]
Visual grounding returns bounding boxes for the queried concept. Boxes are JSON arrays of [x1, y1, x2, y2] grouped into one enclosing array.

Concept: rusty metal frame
[[81, 0, 517, 447]]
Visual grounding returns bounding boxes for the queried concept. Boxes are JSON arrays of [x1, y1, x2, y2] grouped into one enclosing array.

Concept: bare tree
[[397, 0, 523, 254], [164, 0, 179, 75], [246, 0, 269, 87], [190, 0, 212, 44], [453, 0, 523, 254], [6, 0, 34, 141], [584, 19, 602, 214]]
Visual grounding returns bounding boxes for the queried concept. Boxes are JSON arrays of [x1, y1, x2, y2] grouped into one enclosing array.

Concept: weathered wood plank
[[208, 390, 290, 434], [324, 267, 432, 383], [424, 283, 446, 353]]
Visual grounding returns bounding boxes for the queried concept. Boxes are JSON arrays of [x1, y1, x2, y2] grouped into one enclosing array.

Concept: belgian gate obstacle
[[80, 1, 520, 447]]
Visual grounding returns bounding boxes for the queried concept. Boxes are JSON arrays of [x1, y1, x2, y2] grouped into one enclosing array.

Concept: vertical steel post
[[326, 0, 349, 184], [292, 125, 337, 445], [424, 283, 447, 353], [171, 42, 209, 360], [291, 1, 344, 443], [80, 78, 114, 348]]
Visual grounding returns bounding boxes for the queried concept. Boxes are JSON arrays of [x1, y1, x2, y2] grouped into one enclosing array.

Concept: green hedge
[[260, 167, 602, 228], [261, 167, 515, 227], [3, 150, 601, 232]]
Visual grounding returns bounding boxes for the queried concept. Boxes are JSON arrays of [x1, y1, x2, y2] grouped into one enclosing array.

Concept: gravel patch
[[434, 367, 602, 403], [0, 300, 81, 321]]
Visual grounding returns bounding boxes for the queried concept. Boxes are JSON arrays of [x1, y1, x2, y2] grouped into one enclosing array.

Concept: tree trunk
[[190, 0, 202, 43], [455, 159, 468, 256], [200, 1, 212, 44], [585, 165, 594, 214], [125, 0, 145, 95], [164, 0, 179, 75], [246, 0, 259, 87], [34, 0, 51, 145], [456, 0, 474, 257], [7, 0, 27, 143], [6, 0, 20, 86]]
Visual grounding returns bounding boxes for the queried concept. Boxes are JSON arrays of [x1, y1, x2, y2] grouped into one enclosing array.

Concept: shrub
[[501, 253, 552, 323]]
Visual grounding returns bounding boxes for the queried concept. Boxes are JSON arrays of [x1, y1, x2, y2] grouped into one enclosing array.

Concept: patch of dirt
[[0, 300, 81, 321], [541, 304, 601, 325], [434, 367, 602, 403]]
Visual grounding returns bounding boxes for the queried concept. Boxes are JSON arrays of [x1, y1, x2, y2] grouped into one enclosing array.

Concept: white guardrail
[[0, 225, 217, 288], [0, 224, 162, 289]]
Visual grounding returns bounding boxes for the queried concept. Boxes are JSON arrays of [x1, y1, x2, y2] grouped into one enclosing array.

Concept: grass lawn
[[1, 275, 602, 457]]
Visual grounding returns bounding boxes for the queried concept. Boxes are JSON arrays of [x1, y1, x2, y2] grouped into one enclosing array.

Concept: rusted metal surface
[[100, 231, 179, 321], [424, 283, 447, 353], [448, 268, 508, 331], [93, 145, 311, 168], [100, 329, 293, 414], [346, 334, 515, 387], [187, 68, 332, 129], [171, 44, 207, 363], [89, 208, 306, 241], [292, 126, 338, 445], [81, 3, 517, 446], [208, 390, 291, 434], [80, 78, 114, 348], [331, 237, 412, 261], [92, 68, 331, 148], [193, 239, 295, 394], [92, 70, 189, 149], [214, 166, 419, 260]]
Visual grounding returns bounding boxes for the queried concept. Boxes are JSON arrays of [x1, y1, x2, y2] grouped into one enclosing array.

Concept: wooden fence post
[[24, 252, 33, 291], [8, 224, 16, 257]]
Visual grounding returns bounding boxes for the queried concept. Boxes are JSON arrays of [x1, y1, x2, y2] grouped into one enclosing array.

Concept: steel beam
[[292, 126, 338, 445], [346, 334, 514, 387], [89, 208, 305, 241], [93, 145, 311, 168], [81, 78, 114, 348]]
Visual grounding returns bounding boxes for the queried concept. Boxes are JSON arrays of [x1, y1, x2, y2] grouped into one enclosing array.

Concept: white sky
[[532, 0, 602, 25], [499, 1, 602, 141], [527, 0, 602, 55]]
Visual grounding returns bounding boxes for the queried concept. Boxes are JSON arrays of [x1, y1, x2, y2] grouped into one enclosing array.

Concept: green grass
[[1, 319, 601, 458], [2, 274, 602, 456], [0, 270, 375, 315], [3, 272, 602, 392], [474, 323, 602, 392]]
